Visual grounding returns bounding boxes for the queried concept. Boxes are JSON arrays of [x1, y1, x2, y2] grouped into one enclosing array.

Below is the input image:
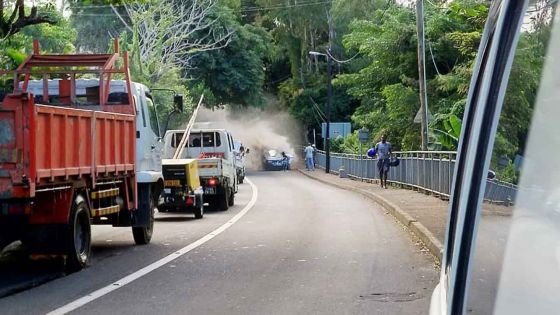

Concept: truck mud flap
[[131, 184, 151, 227]]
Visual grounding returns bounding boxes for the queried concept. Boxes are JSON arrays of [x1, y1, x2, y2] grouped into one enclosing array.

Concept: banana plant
[[431, 114, 462, 150]]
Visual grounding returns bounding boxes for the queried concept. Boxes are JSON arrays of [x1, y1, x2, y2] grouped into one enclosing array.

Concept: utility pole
[[325, 9, 334, 173], [416, 0, 429, 150], [308, 50, 331, 172], [325, 49, 332, 173]]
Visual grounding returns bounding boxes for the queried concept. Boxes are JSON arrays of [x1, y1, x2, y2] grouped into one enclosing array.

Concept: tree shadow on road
[[0, 242, 65, 298]]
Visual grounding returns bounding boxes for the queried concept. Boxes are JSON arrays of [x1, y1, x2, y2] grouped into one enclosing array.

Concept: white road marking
[[46, 178, 258, 315]]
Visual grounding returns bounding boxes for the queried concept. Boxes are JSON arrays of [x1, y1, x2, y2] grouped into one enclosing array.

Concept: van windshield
[[171, 132, 222, 148]]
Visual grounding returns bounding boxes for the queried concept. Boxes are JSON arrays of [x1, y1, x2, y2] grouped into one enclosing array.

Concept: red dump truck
[[0, 40, 169, 270]]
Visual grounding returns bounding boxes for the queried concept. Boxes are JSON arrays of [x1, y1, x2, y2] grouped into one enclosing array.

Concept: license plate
[[204, 187, 216, 195], [165, 179, 181, 187], [164, 188, 171, 194]]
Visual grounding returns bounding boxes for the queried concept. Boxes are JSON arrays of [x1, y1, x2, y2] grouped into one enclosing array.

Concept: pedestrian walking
[[304, 143, 315, 171], [375, 135, 392, 188]]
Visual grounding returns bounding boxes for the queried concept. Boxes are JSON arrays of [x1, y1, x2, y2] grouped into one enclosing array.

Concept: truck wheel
[[218, 189, 229, 211], [194, 195, 204, 219], [66, 195, 92, 272], [133, 185, 155, 245], [228, 188, 235, 207], [238, 176, 244, 184]]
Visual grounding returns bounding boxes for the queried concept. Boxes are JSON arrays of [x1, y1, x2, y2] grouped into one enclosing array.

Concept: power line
[[427, 39, 441, 75], [325, 50, 360, 64], [309, 96, 326, 121], [310, 106, 324, 126], [234, 0, 333, 12], [311, 104, 326, 124], [69, 0, 332, 14]]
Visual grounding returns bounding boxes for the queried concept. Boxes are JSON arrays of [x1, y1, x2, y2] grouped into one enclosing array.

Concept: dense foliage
[[0, 0, 554, 183], [259, 0, 552, 183]]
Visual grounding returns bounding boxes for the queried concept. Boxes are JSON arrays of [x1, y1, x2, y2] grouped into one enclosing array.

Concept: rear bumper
[[160, 187, 202, 212], [158, 202, 197, 213], [263, 160, 288, 171]]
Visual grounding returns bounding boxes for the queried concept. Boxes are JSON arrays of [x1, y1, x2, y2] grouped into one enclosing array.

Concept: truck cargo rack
[[0, 38, 134, 115]]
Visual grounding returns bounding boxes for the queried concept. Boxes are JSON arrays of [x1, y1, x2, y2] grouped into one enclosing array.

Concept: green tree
[[68, 1, 128, 53], [0, 0, 134, 39], [1, 8, 75, 72], [335, 1, 490, 150], [189, 23, 273, 107]]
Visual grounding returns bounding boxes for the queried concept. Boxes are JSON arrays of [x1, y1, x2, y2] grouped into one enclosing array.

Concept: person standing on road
[[304, 143, 315, 171], [375, 135, 392, 188]]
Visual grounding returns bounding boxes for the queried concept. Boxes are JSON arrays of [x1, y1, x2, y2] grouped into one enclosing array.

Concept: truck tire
[[194, 195, 204, 219], [66, 195, 92, 272], [228, 188, 235, 207], [238, 176, 244, 184], [133, 184, 155, 245], [218, 189, 229, 211]]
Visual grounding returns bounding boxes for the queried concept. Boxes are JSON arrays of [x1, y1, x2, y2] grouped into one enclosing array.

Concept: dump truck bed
[[0, 93, 136, 199]]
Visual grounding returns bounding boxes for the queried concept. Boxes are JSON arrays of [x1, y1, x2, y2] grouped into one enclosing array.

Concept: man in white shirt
[[304, 144, 315, 171]]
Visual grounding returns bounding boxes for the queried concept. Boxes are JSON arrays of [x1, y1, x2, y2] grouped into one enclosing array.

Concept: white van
[[164, 128, 237, 210]]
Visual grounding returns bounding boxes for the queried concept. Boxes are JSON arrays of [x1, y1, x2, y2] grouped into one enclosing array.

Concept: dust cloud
[[192, 105, 303, 170]]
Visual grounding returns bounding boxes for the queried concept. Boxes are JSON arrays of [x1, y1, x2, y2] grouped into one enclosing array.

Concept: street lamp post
[[309, 50, 332, 174]]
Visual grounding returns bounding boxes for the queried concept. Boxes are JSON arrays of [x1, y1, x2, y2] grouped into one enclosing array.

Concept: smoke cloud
[[192, 105, 303, 170]]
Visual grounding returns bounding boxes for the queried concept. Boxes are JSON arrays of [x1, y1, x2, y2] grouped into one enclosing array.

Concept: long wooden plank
[[173, 95, 204, 160]]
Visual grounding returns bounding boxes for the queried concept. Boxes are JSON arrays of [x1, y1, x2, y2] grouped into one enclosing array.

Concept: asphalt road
[[0, 171, 438, 315]]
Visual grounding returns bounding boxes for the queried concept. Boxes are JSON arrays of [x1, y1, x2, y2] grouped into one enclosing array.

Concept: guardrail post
[[430, 152, 434, 194], [422, 152, 427, 194], [438, 154, 443, 199]]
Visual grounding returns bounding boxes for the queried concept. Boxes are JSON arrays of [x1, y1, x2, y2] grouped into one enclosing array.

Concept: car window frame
[[440, 1, 530, 314]]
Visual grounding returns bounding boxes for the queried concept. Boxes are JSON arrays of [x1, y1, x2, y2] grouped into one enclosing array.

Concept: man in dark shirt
[[375, 135, 392, 189]]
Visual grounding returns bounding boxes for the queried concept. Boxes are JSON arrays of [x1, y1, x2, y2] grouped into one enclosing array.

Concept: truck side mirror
[[174, 94, 184, 112]]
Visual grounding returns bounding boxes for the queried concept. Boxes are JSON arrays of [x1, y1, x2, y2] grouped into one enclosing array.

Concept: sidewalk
[[298, 169, 513, 263]]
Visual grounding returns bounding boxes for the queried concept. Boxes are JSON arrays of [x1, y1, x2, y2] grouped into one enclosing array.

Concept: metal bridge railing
[[315, 150, 517, 205]]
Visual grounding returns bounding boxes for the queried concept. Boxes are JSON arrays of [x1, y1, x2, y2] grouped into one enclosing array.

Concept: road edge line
[[46, 178, 259, 315], [297, 169, 443, 262]]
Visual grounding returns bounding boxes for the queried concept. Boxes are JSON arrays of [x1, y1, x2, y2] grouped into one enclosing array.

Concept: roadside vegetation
[[0, 0, 554, 183]]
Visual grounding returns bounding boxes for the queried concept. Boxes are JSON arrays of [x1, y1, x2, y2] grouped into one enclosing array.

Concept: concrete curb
[[297, 169, 443, 262]]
